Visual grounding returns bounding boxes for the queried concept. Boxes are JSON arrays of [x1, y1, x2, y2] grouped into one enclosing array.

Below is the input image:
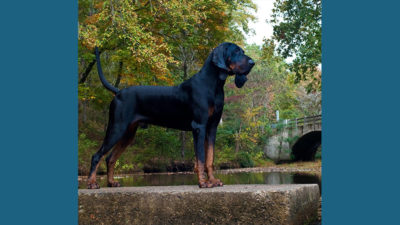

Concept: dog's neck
[[197, 55, 227, 89]]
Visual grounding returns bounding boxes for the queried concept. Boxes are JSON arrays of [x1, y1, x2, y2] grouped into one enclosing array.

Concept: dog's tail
[[95, 47, 119, 94]]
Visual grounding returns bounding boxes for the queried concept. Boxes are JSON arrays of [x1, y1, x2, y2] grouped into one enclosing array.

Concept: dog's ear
[[218, 72, 228, 81], [212, 44, 229, 80]]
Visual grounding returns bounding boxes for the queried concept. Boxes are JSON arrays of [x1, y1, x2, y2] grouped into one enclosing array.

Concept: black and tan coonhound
[[87, 42, 255, 189]]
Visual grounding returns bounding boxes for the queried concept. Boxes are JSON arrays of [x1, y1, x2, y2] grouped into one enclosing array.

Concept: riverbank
[[218, 160, 321, 174], [78, 160, 321, 181]]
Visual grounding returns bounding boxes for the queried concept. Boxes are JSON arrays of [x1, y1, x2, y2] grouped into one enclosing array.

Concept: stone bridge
[[264, 115, 321, 162]]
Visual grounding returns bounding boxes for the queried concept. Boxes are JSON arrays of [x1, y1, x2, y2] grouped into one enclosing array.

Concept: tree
[[270, 0, 321, 92], [221, 41, 294, 154], [79, 0, 176, 87]]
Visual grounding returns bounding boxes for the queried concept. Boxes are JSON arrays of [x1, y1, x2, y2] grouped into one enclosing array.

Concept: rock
[[264, 132, 291, 162], [79, 184, 319, 225]]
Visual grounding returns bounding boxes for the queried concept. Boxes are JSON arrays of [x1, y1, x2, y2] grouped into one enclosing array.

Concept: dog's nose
[[248, 59, 255, 66]]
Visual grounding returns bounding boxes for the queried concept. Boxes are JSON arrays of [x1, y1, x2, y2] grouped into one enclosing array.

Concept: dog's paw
[[107, 181, 121, 187], [209, 178, 223, 187], [87, 182, 100, 189], [198, 181, 214, 188]]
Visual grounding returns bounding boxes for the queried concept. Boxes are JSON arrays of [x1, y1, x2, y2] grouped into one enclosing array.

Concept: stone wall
[[79, 184, 320, 225]]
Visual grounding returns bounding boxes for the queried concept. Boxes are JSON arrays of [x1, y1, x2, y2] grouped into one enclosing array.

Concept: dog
[[87, 42, 255, 189]]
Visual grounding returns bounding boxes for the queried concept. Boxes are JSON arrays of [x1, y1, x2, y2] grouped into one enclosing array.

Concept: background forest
[[78, 0, 321, 175]]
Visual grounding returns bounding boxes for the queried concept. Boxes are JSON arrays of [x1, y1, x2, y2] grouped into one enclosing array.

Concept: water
[[79, 171, 321, 192]]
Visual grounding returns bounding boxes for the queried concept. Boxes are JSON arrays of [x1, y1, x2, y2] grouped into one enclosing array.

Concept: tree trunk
[[183, 59, 188, 80], [79, 49, 102, 84], [79, 58, 96, 84], [180, 131, 186, 159], [115, 61, 123, 88], [235, 138, 240, 153], [235, 123, 242, 153]]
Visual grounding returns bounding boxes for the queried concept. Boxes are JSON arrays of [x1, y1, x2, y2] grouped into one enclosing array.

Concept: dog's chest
[[207, 88, 224, 116]]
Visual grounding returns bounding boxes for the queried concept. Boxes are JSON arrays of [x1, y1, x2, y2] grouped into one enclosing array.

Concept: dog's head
[[212, 42, 255, 88]]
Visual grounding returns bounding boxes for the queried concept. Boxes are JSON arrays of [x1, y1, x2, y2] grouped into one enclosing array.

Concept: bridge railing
[[267, 115, 321, 129]]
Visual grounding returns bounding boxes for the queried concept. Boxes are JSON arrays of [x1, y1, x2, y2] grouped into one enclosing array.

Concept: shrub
[[236, 151, 254, 168], [78, 133, 98, 175]]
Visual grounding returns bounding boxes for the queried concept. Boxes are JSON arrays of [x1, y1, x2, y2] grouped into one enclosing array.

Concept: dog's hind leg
[[87, 125, 127, 189], [87, 100, 132, 189], [105, 122, 138, 187]]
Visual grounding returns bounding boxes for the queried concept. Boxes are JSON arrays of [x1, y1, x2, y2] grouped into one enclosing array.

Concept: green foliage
[[79, 0, 177, 86], [270, 0, 321, 92], [78, 133, 97, 157], [134, 127, 182, 159], [252, 151, 274, 167], [214, 146, 238, 167], [214, 146, 270, 169], [78, 133, 98, 173], [236, 152, 254, 168], [315, 146, 322, 159], [314, 151, 321, 159]]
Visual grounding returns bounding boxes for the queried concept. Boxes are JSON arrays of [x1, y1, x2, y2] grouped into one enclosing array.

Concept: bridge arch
[[264, 115, 321, 162], [291, 131, 321, 161]]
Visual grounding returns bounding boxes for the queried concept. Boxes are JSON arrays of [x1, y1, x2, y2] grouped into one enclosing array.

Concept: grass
[[276, 159, 321, 171]]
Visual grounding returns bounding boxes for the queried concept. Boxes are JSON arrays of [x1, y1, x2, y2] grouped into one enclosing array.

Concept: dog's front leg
[[192, 121, 213, 188], [205, 124, 223, 187]]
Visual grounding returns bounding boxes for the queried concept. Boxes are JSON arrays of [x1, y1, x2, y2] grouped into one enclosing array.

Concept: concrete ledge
[[79, 184, 319, 225]]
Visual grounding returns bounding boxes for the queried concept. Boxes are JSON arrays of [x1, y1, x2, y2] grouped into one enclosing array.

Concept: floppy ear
[[218, 72, 228, 80], [212, 44, 229, 80]]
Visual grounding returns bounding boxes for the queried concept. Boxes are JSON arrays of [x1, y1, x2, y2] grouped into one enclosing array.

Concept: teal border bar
[[323, 1, 400, 224], [0, 1, 77, 224]]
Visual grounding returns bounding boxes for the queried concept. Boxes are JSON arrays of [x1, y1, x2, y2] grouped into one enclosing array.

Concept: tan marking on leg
[[196, 161, 212, 188], [194, 161, 198, 173], [205, 143, 215, 179], [205, 141, 223, 187], [196, 147, 212, 188], [106, 143, 125, 186], [106, 122, 138, 187], [87, 155, 104, 188]]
